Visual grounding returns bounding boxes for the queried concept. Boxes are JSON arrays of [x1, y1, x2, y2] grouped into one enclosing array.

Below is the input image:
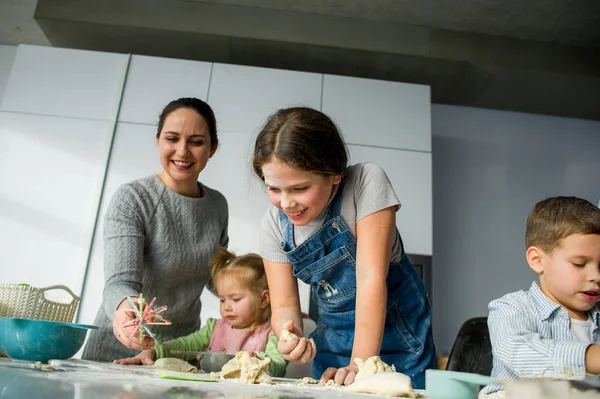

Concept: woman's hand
[[113, 348, 156, 366], [277, 320, 316, 363], [112, 298, 155, 351], [320, 364, 359, 386]]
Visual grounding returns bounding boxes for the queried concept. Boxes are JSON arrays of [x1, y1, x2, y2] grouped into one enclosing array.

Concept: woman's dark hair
[[156, 97, 217, 144], [252, 107, 348, 180]]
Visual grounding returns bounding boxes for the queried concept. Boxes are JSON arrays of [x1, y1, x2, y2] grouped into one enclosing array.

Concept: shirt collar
[[529, 281, 600, 324]]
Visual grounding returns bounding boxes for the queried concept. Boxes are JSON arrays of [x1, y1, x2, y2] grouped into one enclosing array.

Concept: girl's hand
[[320, 364, 358, 386], [113, 348, 156, 365], [278, 320, 316, 363], [112, 298, 155, 351]]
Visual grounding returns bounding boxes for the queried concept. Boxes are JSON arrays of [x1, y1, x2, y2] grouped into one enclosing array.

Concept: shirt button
[[332, 222, 339, 229], [565, 368, 573, 377], [559, 311, 566, 317]]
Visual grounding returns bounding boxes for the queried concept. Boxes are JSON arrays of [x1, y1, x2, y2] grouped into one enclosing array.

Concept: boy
[[483, 196, 600, 395]]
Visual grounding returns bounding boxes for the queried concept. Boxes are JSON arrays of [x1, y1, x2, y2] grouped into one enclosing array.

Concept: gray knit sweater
[[82, 175, 228, 361]]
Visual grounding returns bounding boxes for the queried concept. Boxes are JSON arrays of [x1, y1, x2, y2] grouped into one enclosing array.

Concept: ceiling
[[186, 0, 600, 47], [1, 0, 599, 120]]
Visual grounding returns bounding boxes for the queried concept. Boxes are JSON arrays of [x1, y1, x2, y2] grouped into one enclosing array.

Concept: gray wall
[[431, 104, 600, 355]]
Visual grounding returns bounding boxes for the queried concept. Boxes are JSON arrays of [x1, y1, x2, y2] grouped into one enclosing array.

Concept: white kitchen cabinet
[[348, 144, 432, 256], [77, 123, 162, 326], [0, 45, 17, 104], [1, 45, 128, 121], [208, 63, 322, 133], [0, 112, 114, 296], [323, 74, 431, 152], [200, 131, 312, 315], [118, 55, 213, 125]]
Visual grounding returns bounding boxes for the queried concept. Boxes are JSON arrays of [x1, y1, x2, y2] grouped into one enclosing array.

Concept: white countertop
[[0, 358, 426, 399]]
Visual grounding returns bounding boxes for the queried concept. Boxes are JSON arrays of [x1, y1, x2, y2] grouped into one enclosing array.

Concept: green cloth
[[155, 318, 288, 377]]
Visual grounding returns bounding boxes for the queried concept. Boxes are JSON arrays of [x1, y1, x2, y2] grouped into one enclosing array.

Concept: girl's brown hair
[[210, 247, 270, 323], [252, 107, 348, 181]]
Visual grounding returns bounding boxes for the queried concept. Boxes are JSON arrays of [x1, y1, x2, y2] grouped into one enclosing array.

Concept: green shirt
[[155, 318, 288, 377]]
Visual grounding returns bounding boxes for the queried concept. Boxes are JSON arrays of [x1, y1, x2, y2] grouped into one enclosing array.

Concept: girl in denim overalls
[[252, 107, 436, 388]]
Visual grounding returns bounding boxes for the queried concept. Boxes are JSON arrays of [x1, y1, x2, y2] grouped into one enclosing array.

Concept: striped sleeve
[[488, 295, 589, 380]]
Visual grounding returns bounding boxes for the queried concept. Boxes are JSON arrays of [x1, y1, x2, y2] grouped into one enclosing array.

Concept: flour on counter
[[482, 380, 600, 399]]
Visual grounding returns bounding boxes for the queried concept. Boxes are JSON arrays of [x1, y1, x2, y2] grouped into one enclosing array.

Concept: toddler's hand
[[114, 348, 156, 366], [113, 299, 155, 351], [278, 320, 316, 364]]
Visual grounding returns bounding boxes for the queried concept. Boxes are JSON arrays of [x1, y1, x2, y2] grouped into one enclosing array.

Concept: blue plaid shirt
[[482, 281, 600, 394]]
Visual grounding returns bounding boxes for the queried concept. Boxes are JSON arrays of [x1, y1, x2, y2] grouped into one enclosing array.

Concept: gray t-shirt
[[259, 163, 403, 264], [82, 175, 228, 361]]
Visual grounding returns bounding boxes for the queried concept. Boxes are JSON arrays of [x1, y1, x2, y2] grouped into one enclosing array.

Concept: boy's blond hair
[[526, 196, 600, 253], [210, 247, 270, 323]]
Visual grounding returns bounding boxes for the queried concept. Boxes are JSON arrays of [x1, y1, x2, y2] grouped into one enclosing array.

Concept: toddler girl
[[115, 247, 287, 377]]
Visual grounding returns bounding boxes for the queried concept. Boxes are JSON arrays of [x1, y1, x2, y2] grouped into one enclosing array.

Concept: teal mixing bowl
[[426, 369, 495, 399], [0, 317, 98, 363]]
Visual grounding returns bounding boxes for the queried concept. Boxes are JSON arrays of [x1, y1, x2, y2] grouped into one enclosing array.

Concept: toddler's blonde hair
[[210, 247, 270, 323]]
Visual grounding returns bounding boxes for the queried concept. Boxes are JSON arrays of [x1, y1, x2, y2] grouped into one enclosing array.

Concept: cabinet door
[[348, 145, 432, 255], [208, 63, 322, 133], [198, 131, 273, 322], [77, 123, 162, 326], [323, 74, 431, 152], [198, 131, 314, 319], [0, 45, 17, 104], [0, 112, 114, 295], [118, 55, 213, 125], [1, 45, 128, 121]]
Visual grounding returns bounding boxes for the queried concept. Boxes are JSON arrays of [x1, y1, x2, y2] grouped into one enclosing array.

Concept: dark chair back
[[445, 317, 493, 376]]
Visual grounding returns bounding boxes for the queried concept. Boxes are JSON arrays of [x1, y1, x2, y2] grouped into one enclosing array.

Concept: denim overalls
[[278, 184, 436, 389]]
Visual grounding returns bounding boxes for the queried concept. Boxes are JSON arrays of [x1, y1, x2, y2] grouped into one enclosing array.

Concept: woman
[[82, 97, 229, 361]]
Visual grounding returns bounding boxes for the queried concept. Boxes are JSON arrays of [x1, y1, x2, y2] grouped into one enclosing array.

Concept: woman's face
[[156, 108, 217, 194]]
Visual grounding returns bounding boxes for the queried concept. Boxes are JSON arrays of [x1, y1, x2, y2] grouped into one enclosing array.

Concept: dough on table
[[354, 355, 396, 381], [210, 351, 272, 384], [298, 377, 320, 384], [153, 357, 197, 373], [347, 372, 416, 398]]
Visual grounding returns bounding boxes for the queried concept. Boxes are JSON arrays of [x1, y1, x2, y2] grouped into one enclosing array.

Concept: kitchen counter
[[0, 358, 421, 399]]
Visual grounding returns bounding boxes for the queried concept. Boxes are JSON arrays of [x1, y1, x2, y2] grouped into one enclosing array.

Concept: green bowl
[[426, 369, 495, 399], [0, 317, 97, 363], [199, 353, 235, 372]]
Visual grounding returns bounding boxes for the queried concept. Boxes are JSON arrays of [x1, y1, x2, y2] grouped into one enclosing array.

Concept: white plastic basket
[[0, 284, 80, 323]]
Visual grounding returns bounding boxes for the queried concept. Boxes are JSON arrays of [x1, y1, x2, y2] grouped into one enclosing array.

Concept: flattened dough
[[210, 351, 272, 384], [153, 357, 197, 373], [354, 356, 396, 381], [347, 372, 416, 398]]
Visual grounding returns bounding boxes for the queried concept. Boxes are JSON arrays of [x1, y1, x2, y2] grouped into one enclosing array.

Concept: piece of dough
[[280, 328, 296, 341], [347, 372, 415, 398], [210, 351, 272, 384], [354, 356, 396, 381], [153, 357, 197, 373]]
